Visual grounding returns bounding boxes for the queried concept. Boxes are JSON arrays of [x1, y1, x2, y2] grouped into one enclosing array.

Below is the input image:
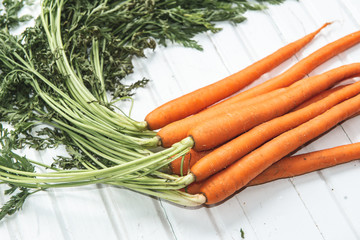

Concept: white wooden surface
[[2, 0, 360, 239]]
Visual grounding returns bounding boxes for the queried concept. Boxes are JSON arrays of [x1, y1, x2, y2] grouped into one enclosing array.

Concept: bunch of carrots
[[143, 23, 360, 205]]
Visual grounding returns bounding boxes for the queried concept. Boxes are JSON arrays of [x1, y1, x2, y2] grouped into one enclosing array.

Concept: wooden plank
[[100, 187, 176, 240], [0, 148, 66, 240]]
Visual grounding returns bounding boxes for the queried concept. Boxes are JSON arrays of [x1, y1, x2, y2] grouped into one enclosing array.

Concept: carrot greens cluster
[[0, 0, 287, 220]]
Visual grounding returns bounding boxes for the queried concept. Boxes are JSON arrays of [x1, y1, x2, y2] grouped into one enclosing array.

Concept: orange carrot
[[170, 149, 212, 176], [174, 83, 355, 179], [292, 84, 350, 111], [247, 142, 360, 186], [200, 92, 360, 204], [190, 78, 360, 181], [157, 29, 360, 146], [172, 84, 354, 174], [185, 142, 360, 194], [189, 63, 360, 151], [218, 30, 360, 107], [184, 180, 204, 194], [158, 87, 286, 147], [145, 23, 330, 130]]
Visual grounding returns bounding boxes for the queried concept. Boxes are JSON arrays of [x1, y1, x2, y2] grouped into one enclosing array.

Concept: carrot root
[[200, 91, 360, 204], [247, 142, 360, 186]]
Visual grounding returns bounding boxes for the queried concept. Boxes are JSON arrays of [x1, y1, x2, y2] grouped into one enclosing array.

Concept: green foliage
[[0, 188, 32, 220], [0, 0, 33, 30], [0, 124, 37, 219], [0, 0, 289, 219]]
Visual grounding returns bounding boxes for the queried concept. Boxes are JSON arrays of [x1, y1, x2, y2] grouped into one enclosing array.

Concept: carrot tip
[[316, 22, 332, 34]]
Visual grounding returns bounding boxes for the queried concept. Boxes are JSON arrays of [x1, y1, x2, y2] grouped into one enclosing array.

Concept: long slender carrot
[[189, 63, 360, 151], [190, 78, 360, 181], [291, 84, 350, 111], [157, 29, 360, 147], [145, 23, 330, 130], [185, 142, 360, 194], [200, 92, 360, 205], [159, 87, 287, 147], [247, 142, 360, 186], [218, 30, 360, 108]]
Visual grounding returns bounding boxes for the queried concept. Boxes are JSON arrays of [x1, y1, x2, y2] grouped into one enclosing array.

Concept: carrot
[[145, 23, 330, 130], [161, 84, 350, 149], [158, 87, 287, 147], [190, 78, 360, 181], [247, 142, 360, 186], [189, 63, 360, 151], [173, 83, 352, 176], [185, 142, 360, 194], [184, 180, 204, 194], [219, 30, 360, 107], [170, 149, 212, 176], [292, 84, 351, 111], [157, 29, 360, 147], [200, 92, 360, 205]]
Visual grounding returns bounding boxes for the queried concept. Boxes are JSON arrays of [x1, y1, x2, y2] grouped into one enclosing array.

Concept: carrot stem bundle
[[189, 63, 360, 151], [190, 80, 360, 181], [200, 92, 360, 204], [145, 23, 330, 130], [157, 28, 360, 147]]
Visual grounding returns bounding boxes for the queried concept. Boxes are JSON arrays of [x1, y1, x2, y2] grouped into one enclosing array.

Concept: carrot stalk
[[200, 92, 360, 204], [145, 23, 330, 130], [189, 63, 360, 151], [247, 142, 360, 186], [185, 142, 360, 194], [157, 28, 360, 146]]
